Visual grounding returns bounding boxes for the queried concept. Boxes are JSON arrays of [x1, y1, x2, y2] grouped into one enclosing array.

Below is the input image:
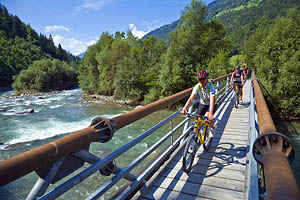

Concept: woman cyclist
[[230, 65, 244, 101], [180, 70, 217, 137]]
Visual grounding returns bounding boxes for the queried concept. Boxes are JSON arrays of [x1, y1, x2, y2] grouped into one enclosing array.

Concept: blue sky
[[1, 0, 214, 55]]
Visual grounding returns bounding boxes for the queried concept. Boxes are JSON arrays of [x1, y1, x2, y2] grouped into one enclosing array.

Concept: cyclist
[[243, 64, 248, 79], [180, 70, 217, 136], [230, 65, 244, 101]]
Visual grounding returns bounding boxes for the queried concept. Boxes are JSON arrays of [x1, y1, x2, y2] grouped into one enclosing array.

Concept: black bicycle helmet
[[235, 65, 240, 69], [197, 70, 209, 80]]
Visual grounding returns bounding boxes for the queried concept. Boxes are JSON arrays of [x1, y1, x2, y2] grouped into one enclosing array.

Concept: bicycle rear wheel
[[203, 127, 212, 150], [183, 132, 197, 173]]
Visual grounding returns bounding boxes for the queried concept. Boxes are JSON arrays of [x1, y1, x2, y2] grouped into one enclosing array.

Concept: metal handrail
[[251, 73, 300, 200], [0, 88, 192, 186]]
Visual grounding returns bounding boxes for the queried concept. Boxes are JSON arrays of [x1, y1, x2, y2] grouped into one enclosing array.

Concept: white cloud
[[76, 0, 119, 12], [129, 24, 149, 39], [45, 25, 70, 33], [52, 35, 97, 56]]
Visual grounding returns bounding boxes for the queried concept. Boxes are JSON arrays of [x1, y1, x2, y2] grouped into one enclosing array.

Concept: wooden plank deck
[[138, 81, 251, 200]]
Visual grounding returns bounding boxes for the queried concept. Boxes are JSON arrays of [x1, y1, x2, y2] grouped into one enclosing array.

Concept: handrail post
[[215, 80, 220, 97], [170, 120, 174, 146]]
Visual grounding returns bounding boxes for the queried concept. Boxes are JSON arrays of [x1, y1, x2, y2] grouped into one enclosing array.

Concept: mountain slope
[[142, 0, 300, 48], [142, 20, 180, 41]]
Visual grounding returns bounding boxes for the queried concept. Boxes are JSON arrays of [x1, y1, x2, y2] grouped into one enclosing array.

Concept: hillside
[[142, 0, 300, 49], [0, 4, 79, 87], [142, 20, 180, 41]]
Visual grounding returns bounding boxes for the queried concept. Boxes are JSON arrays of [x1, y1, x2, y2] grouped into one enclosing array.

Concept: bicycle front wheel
[[203, 127, 212, 150], [183, 132, 197, 173], [235, 91, 239, 108]]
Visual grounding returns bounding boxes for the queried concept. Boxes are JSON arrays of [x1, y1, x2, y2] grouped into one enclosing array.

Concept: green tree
[[13, 58, 78, 93], [159, 0, 229, 97], [207, 49, 231, 77], [78, 32, 113, 93], [97, 36, 128, 95], [253, 8, 300, 117]]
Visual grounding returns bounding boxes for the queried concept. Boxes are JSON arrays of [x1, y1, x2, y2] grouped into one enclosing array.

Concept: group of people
[[180, 63, 249, 138]]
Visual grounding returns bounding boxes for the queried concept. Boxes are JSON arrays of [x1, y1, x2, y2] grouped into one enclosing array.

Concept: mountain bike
[[182, 113, 214, 173], [232, 83, 240, 108]]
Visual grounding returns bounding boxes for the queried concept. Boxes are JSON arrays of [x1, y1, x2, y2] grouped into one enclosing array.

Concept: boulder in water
[[16, 109, 34, 114]]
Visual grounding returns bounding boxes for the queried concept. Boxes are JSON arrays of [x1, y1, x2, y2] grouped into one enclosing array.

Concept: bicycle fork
[[194, 120, 207, 144]]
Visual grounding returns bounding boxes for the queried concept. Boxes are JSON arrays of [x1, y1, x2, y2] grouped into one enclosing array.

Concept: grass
[[213, 0, 263, 19]]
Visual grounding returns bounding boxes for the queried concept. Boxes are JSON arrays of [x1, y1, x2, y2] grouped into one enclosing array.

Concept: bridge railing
[[251, 72, 300, 200], [0, 74, 231, 199]]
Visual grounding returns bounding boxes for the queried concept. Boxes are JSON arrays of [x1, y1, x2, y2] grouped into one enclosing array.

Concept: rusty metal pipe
[[263, 151, 299, 200], [252, 72, 300, 199], [213, 73, 231, 82], [0, 127, 96, 186], [252, 73, 276, 135], [112, 88, 192, 130]]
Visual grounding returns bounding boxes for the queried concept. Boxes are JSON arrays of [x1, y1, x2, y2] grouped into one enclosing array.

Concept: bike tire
[[203, 127, 212, 150], [234, 91, 238, 108], [183, 132, 197, 173]]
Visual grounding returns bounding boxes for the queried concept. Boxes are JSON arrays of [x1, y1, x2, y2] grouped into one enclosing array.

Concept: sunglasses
[[198, 78, 206, 81]]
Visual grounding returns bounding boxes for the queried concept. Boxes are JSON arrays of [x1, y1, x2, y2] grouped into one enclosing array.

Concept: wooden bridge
[[139, 81, 251, 200], [0, 74, 299, 200]]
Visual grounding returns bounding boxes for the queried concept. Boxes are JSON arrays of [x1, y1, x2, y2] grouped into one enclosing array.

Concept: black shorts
[[196, 104, 217, 116], [233, 81, 243, 89]]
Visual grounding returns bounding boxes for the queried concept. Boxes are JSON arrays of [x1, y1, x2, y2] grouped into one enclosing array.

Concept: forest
[[1, 0, 300, 118], [0, 4, 79, 89]]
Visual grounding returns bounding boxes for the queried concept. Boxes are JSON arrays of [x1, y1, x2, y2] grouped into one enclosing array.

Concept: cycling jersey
[[192, 83, 215, 105], [243, 67, 248, 74], [231, 71, 244, 83]]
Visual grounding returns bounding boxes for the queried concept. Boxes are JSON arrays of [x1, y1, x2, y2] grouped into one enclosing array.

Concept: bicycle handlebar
[[186, 113, 208, 120]]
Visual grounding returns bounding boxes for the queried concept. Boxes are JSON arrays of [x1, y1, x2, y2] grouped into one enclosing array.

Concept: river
[[0, 88, 299, 199], [0, 88, 179, 199]]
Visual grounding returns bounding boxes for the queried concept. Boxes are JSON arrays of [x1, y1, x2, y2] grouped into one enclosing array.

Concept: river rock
[[16, 109, 34, 114]]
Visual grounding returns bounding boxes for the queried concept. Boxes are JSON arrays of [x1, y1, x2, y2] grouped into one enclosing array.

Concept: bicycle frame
[[194, 118, 209, 144]]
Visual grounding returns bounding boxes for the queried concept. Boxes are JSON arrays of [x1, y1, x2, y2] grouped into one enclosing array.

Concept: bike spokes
[[234, 89, 239, 108], [203, 128, 212, 150], [183, 133, 197, 173]]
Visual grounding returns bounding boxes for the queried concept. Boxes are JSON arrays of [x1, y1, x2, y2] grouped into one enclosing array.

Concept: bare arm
[[241, 74, 244, 84], [230, 75, 233, 85], [180, 93, 196, 114], [208, 95, 215, 121]]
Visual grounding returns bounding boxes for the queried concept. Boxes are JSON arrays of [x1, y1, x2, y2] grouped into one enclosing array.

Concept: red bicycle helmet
[[197, 70, 209, 80]]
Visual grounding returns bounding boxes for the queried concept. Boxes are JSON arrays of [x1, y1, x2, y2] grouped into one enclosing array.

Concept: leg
[[205, 104, 217, 130], [239, 85, 243, 100], [195, 104, 208, 132]]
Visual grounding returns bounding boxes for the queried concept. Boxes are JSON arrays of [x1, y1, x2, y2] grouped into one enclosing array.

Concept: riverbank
[[82, 93, 141, 108]]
